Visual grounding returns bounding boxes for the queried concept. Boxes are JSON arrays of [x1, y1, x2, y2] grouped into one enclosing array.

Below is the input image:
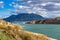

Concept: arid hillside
[[0, 20, 56, 40]]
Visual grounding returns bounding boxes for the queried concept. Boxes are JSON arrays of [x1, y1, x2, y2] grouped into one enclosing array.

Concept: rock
[[26, 17, 60, 24], [0, 20, 57, 40]]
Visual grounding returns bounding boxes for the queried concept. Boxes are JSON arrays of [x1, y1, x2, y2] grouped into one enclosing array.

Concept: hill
[[3, 13, 44, 22], [0, 20, 56, 40]]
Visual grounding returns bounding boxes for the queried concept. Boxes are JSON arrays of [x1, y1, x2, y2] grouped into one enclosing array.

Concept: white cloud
[[47, 11, 60, 18], [55, 3, 60, 6], [13, 4, 19, 9], [0, 1, 3, 4], [13, 4, 48, 17], [27, 1, 32, 3], [0, 1, 4, 8], [40, 3, 46, 6], [40, 2, 60, 7], [12, 0, 60, 18], [19, 6, 30, 9]]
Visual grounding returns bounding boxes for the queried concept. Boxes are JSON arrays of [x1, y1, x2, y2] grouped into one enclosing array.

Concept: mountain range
[[3, 13, 44, 22]]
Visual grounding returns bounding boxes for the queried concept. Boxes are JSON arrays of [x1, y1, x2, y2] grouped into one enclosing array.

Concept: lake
[[13, 21, 60, 40]]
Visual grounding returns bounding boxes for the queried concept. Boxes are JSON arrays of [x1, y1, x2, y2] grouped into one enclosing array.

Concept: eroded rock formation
[[26, 17, 60, 24]]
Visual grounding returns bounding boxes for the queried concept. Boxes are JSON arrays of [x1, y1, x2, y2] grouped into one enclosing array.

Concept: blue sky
[[0, 0, 14, 18], [0, 0, 60, 18]]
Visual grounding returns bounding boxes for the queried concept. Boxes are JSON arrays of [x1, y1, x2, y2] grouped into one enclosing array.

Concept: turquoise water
[[13, 22, 60, 40]]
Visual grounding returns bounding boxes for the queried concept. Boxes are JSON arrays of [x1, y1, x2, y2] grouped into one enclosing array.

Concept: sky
[[0, 0, 60, 18]]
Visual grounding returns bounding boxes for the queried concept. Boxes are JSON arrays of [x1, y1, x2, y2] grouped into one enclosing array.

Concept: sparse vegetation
[[0, 20, 56, 40]]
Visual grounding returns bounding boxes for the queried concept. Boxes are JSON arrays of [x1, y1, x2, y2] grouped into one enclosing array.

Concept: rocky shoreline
[[0, 20, 57, 40], [26, 17, 60, 24]]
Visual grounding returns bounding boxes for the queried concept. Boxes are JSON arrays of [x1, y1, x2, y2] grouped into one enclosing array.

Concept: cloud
[[27, 0, 32, 3], [41, 2, 60, 11], [47, 11, 60, 18], [13, 4, 48, 17], [0, 1, 4, 8], [12, 0, 60, 18]]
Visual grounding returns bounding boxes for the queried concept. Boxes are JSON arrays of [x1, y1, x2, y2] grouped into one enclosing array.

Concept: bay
[[13, 21, 60, 40]]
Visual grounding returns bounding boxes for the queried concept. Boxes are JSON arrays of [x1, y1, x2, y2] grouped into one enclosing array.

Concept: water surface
[[13, 22, 60, 40]]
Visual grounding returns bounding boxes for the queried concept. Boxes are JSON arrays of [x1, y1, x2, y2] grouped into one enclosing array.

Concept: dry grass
[[0, 20, 57, 40]]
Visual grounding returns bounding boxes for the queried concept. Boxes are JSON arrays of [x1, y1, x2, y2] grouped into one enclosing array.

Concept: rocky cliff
[[0, 20, 57, 40], [26, 17, 60, 24]]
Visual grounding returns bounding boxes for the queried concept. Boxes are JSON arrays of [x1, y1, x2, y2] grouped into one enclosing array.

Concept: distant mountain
[[3, 13, 44, 22]]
